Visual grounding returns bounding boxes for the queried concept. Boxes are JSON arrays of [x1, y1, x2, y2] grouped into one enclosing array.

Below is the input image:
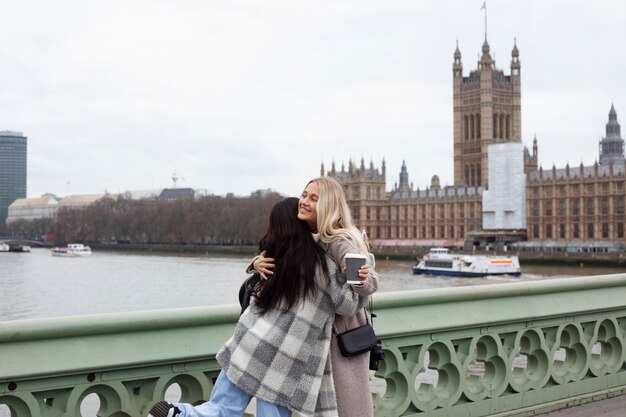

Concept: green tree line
[[2, 192, 284, 245]]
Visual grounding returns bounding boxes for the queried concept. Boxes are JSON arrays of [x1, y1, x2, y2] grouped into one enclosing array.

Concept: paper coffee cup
[[345, 253, 367, 284]]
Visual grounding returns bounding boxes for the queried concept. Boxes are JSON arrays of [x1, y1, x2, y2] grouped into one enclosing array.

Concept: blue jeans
[[174, 370, 291, 417]]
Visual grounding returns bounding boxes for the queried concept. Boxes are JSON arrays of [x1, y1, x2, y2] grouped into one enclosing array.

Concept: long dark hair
[[254, 197, 328, 314]]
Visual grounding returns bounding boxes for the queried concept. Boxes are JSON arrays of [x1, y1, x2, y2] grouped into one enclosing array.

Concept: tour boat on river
[[412, 247, 521, 277], [50, 243, 92, 257]]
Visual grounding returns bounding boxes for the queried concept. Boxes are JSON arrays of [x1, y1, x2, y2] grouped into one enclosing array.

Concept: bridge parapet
[[2, 274, 626, 416]]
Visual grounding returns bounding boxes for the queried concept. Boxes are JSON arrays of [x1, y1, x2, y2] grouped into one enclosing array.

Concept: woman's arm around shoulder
[[246, 251, 275, 278]]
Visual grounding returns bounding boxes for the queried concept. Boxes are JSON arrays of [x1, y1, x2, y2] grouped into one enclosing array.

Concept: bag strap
[[332, 299, 371, 335]]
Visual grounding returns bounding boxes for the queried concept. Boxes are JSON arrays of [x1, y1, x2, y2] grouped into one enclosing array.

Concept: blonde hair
[[308, 176, 368, 254]]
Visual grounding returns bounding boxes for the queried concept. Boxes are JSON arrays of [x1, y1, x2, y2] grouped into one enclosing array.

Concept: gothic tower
[[453, 39, 522, 187], [599, 104, 624, 165]]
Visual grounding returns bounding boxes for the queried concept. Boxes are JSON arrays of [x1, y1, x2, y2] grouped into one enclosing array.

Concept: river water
[[1, 248, 623, 322]]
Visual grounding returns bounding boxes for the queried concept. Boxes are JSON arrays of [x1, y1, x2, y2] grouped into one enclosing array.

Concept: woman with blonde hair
[[254, 176, 379, 417]]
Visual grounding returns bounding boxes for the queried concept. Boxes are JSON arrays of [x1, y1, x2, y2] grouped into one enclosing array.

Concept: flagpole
[[481, 1, 488, 41]]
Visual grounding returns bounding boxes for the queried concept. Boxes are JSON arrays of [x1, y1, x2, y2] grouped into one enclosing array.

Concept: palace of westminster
[[326, 37, 626, 249]]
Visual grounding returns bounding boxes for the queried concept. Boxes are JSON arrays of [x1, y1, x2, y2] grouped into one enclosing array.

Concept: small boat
[[9, 244, 31, 252], [412, 247, 521, 277], [0, 243, 9, 252], [51, 243, 92, 257]]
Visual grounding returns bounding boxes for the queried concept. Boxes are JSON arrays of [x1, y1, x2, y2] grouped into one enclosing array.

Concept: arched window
[[499, 114, 505, 138], [464, 115, 469, 140], [470, 115, 475, 140], [476, 113, 481, 139], [477, 163, 481, 186], [506, 114, 511, 139], [493, 114, 497, 138], [465, 165, 469, 185]]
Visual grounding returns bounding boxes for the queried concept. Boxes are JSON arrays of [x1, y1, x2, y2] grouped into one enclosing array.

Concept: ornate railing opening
[[2, 274, 626, 416]]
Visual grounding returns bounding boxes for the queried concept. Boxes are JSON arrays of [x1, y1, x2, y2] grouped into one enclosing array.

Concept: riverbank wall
[[85, 242, 626, 267], [89, 242, 258, 256], [369, 245, 626, 267]]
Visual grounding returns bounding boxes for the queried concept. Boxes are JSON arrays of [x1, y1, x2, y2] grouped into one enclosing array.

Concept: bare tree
[[10, 192, 284, 246]]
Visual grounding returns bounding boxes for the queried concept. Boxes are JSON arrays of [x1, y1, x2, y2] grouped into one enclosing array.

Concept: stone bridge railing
[[2, 274, 626, 416]]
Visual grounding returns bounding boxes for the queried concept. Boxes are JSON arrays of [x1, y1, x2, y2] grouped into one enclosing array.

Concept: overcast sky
[[1, 0, 624, 198]]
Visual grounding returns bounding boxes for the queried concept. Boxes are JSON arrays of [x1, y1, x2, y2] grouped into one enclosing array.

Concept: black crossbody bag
[[335, 311, 377, 357], [335, 297, 385, 370]]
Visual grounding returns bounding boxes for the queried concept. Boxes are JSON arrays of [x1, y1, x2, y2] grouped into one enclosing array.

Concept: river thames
[[1, 248, 624, 322]]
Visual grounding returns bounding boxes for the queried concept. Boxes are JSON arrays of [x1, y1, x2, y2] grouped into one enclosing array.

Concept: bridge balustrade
[[2, 274, 626, 416]]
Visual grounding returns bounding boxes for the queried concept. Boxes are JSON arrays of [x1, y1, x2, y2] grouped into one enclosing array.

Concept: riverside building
[[0, 131, 27, 224], [327, 38, 625, 249]]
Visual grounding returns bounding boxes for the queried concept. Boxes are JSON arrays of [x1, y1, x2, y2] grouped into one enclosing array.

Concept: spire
[[599, 103, 624, 165], [399, 160, 409, 190], [511, 38, 521, 75], [609, 103, 617, 120], [453, 40, 463, 77], [511, 38, 519, 58], [479, 39, 493, 70]]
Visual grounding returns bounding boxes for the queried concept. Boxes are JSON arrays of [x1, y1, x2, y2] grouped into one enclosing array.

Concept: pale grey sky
[[1, 0, 624, 198]]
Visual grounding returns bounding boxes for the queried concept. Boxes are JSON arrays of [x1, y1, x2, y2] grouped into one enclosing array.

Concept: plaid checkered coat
[[216, 256, 367, 417]]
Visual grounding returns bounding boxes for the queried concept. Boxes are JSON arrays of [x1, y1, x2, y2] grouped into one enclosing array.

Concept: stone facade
[[453, 39, 522, 188], [324, 159, 482, 242], [526, 162, 626, 242], [327, 38, 626, 246], [525, 105, 626, 244]]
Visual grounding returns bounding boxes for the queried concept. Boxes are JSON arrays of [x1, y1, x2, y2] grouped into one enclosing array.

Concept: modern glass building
[[0, 131, 27, 224]]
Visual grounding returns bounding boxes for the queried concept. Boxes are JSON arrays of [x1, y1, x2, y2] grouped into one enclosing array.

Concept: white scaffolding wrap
[[482, 143, 526, 230]]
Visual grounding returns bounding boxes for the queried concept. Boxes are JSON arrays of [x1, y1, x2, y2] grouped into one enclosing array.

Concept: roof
[[9, 196, 58, 207], [123, 189, 163, 199], [159, 188, 195, 199], [0, 130, 24, 137], [58, 194, 105, 206], [370, 239, 464, 248], [391, 185, 484, 200], [528, 161, 625, 181]]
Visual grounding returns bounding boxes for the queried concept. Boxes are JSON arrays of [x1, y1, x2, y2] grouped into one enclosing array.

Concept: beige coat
[[320, 238, 379, 417]]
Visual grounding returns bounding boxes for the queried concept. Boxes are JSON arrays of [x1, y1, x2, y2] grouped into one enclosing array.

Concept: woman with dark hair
[[147, 197, 367, 417]]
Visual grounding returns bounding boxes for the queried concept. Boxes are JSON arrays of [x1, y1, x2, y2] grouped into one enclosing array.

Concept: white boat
[[51, 243, 92, 257], [0, 243, 9, 252], [412, 247, 521, 277]]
